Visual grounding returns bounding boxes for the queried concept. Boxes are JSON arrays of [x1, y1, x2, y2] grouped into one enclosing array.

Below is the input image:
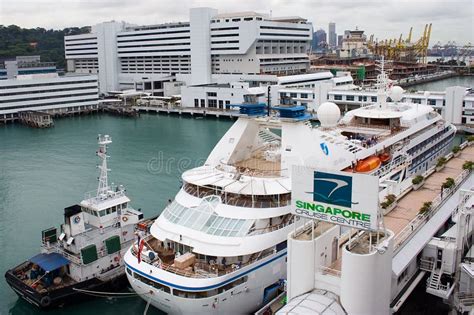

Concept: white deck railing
[[394, 168, 471, 251]]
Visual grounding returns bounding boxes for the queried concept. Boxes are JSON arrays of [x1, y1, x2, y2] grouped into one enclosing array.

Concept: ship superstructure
[[124, 66, 456, 314], [5, 135, 143, 309]]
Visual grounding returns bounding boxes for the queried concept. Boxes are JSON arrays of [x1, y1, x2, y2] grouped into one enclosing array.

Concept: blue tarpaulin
[[29, 253, 70, 272]]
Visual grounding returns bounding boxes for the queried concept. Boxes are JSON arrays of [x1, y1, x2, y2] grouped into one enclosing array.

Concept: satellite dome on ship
[[317, 102, 341, 128]]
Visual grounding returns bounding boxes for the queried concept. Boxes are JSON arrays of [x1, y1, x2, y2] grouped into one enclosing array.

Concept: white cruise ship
[[123, 71, 456, 314]]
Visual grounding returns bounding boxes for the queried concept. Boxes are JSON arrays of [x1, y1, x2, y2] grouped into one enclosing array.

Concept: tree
[[0, 24, 90, 69]]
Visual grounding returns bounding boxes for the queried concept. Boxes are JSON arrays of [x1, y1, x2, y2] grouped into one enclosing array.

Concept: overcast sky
[[1, 0, 473, 45]]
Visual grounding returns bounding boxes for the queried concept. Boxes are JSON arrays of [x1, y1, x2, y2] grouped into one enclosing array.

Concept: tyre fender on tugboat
[[40, 295, 51, 308]]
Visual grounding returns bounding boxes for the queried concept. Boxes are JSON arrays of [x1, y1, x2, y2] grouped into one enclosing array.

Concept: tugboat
[[5, 135, 144, 309]]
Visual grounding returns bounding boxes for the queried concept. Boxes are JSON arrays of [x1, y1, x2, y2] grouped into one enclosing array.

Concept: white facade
[[64, 9, 313, 95], [275, 73, 353, 111], [180, 82, 265, 109], [276, 81, 474, 126], [180, 72, 341, 108], [190, 8, 217, 85], [339, 30, 369, 58], [0, 74, 99, 119], [327, 86, 474, 126]]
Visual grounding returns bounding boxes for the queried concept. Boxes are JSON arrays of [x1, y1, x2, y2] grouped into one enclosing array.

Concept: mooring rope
[[73, 287, 140, 298], [74, 287, 155, 313], [144, 295, 152, 315]]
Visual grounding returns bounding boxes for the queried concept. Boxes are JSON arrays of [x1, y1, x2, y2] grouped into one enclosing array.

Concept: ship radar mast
[[375, 56, 391, 110], [96, 134, 112, 198]]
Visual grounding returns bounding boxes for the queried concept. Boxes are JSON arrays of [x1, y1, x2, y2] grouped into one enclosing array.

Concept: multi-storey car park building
[[64, 8, 313, 96], [0, 73, 99, 123]]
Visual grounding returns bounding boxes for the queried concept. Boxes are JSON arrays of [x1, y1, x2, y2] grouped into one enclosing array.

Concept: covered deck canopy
[[29, 253, 70, 272]]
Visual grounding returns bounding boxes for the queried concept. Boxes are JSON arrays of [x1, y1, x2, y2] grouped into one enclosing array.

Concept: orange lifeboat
[[355, 156, 382, 173], [379, 152, 391, 164]]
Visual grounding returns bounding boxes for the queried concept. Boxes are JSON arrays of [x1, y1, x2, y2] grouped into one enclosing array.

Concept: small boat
[[379, 152, 391, 164], [355, 156, 382, 173], [4, 135, 143, 309]]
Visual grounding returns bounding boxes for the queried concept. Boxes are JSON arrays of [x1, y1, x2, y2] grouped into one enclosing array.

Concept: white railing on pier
[[419, 257, 435, 271], [394, 169, 471, 251]]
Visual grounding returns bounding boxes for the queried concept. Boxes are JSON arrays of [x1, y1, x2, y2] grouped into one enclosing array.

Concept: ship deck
[[329, 145, 474, 272]]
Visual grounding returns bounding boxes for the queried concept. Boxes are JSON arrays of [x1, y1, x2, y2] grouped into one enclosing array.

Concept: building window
[[200, 99, 205, 108], [371, 96, 377, 102], [194, 99, 199, 108], [346, 95, 354, 101], [207, 92, 217, 97], [208, 99, 217, 108], [225, 100, 231, 109], [219, 100, 223, 109], [413, 99, 421, 104], [334, 95, 342, 101], [290, 93, 297, 98], [300, 93, 308, 99], [428, 99, 436, 106]]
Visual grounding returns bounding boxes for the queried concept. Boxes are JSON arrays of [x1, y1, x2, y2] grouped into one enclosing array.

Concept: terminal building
[[0, 73, 99, 123], [64, 8, 313, 96]]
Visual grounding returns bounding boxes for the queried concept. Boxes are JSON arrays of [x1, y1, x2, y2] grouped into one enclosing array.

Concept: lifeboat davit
[[355, 156, 382, 173], [379, 152, 391, 164]]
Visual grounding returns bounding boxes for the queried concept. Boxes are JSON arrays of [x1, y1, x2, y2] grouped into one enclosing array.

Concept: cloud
[[0, 0, 472, 44]]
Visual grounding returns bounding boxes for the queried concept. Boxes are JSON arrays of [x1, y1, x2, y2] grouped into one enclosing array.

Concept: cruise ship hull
[[125, 250, 287, 315]]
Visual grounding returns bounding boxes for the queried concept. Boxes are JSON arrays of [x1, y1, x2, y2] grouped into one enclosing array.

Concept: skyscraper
[[328, 22, 337, 48], [312, 29, 327, 50], [337, 35, 343, 47]]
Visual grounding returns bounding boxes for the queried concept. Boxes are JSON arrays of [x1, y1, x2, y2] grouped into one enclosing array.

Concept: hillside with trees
[[0, 25, 90, 69]]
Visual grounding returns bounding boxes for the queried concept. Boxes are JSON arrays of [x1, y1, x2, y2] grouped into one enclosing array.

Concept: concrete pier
[[133, 105, 241, 119], [18, 111, 54, 128]]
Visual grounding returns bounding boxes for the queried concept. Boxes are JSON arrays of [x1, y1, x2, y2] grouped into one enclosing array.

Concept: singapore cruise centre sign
[[291, 165, 379, 231]]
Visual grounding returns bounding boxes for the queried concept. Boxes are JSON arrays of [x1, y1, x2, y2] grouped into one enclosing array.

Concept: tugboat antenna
[[97, 134, 112, 197]]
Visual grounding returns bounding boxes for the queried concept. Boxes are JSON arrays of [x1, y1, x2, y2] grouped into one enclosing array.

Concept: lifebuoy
[[122, 216, 128, 222], [40, 295, 51, 308], [114, 256, 120, 262]]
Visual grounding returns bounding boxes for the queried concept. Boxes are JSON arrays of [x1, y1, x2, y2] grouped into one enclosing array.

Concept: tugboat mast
[[97, 134, 112, 197]]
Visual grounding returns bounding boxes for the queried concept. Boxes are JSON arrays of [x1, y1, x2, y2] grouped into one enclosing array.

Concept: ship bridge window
[[82, 207, 99, 217], [106, 206, 118, 215]]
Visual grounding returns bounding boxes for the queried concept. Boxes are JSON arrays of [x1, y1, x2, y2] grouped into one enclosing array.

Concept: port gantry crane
[[368, 24, 432, 63]]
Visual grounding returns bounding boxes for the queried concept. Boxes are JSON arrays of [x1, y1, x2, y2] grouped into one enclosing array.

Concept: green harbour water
[[0, 114, 232, 314], [409, 75, 474, 91]]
